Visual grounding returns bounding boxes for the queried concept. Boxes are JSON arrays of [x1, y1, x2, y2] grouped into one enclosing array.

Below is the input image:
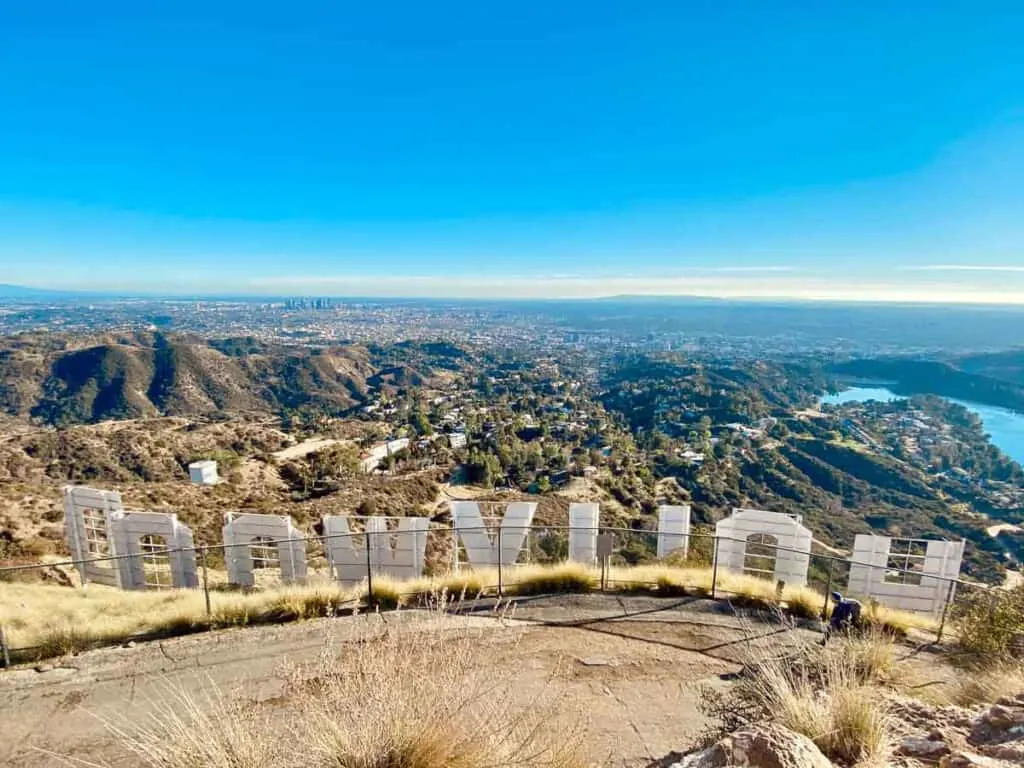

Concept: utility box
[[188, 460, 219, 485]]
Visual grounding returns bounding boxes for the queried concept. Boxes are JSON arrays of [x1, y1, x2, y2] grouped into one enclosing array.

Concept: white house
[[188, 460, 219, 485]]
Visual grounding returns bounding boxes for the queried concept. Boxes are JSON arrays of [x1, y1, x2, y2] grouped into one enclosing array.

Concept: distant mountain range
[[0, 283, 86, 299]]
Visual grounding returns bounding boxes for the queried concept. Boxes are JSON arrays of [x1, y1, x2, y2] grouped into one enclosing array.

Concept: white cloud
[[903, 264, 1024, 272], [710, 265, 796, 273]]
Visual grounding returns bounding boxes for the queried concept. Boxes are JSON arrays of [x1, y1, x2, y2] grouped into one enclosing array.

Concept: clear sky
[[1, 2, 1023, 301]]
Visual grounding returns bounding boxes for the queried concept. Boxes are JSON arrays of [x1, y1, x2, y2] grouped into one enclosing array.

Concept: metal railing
[[0, 522, 999, 666]]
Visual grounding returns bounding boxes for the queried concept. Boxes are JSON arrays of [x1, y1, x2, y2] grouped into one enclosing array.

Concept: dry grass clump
[[102, 604, 587, 768], [701, 630, 897, 766], [105, 683, 283, 767], [366, 579, 406, 610], [783, 586, 823, 620], [506, 562, 597, 596], [948, 662, 1024, 706], [839, 627, 900, 685], [0, 580, 358, 660], [604, 563, 712, 597], [860, 599, 936, 638]]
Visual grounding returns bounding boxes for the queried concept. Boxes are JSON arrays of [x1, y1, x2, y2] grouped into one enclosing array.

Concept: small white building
[[188, 460, 220, 485], [448, 432, 467, 449], [679, 449, 705, 465]]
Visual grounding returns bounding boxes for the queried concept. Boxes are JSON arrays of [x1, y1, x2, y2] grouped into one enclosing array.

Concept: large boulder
[[677, 724, 834, 768]]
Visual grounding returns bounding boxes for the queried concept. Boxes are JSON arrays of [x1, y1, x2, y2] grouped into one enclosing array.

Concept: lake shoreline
[[821, 384, 1024, 466]]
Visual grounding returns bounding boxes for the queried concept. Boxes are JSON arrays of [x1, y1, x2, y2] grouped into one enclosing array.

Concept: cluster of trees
[[600, 355, 830, 433], [279, 444, 361, 498]]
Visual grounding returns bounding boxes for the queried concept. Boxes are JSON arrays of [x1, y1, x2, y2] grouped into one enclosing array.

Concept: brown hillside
[[0, 334, 380, 425]]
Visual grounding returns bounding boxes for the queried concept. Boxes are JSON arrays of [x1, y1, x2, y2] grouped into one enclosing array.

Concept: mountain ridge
[[0, 333, 388, 425]]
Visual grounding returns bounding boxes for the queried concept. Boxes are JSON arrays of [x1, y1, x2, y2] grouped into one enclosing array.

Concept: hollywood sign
[[61, 485, 965, 617]]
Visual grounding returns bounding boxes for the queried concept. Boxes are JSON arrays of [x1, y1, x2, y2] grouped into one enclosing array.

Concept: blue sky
[[1, 2, 1023, 301]]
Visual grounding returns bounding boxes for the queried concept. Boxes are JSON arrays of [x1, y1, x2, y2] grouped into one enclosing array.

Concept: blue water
[[821, 387, 904, 405], [821, 387, 1024, 465]]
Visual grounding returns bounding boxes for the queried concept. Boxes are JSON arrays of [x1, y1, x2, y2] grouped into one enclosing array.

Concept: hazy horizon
[[7, 274, 1024, 307]]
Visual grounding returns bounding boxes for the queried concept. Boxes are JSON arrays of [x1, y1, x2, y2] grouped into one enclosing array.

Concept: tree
[[548, 451, 568, 470], [535, 475, 551, 493], [410, 411, 433, 437], [308, 444, 360, 482], [466, 448, 502, 487], [279, 460, 314, 495]]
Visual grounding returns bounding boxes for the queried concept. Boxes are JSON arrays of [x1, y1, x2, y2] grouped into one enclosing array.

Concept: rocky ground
[[676, 691, 1024, 768], [890, 694, 1024, 767]]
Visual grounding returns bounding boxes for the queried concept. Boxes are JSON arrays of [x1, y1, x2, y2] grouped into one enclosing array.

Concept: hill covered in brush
[[0, 332, 438, 425]]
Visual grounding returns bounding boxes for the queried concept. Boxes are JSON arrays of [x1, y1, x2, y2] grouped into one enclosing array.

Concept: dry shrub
[[783, 587, 823, 620], [953, 584, 1024, 660], [655, 574, 690, 596], [508, 562, 597, 596], [105, 682, 284, 767], [838, 626, 899, 685], [300, 606, 584, 768], [100, 603, 587, 768], [368, 579, 405, 610], [700, 630, 896, 766], [428, 569, 491, 599], [823, 683, 892, 768], [0, 580, 357, 661], [861, 599, 935, 639], [949, 661, 1024, 706]]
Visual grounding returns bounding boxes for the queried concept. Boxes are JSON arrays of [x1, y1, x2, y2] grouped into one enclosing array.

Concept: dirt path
[[0, 595, 825, 767], [272, 437, 351, 461]]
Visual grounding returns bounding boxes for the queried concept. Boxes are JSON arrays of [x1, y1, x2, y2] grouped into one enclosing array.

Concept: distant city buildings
[[284, 297, 334, 310]]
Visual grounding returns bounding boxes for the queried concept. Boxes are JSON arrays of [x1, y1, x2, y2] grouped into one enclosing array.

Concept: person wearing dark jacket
[[827, 591, 863, 637]]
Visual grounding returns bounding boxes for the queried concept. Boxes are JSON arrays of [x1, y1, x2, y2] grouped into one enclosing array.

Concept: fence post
[[365, 525, 374, 608], [710, 536, 720, 600], [936, 578, 957, 644], [496, 523, 503, 598], [0, 624, 10, 669], [597, 531, 613, 591], [452, 521, 459, 574], [201, 547, 212, 624], [822, 558, 834, 620]]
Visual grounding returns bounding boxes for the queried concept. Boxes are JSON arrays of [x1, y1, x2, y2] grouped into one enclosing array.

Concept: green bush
[[953, 584, 1024, 659]]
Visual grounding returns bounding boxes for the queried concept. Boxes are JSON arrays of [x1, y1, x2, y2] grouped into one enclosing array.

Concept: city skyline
[[2, 3, 1023, 302]]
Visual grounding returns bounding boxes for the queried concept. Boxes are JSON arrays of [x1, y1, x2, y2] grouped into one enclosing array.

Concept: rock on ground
[[893, 691, 1024, 768], [675, 724, 834, 768]]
